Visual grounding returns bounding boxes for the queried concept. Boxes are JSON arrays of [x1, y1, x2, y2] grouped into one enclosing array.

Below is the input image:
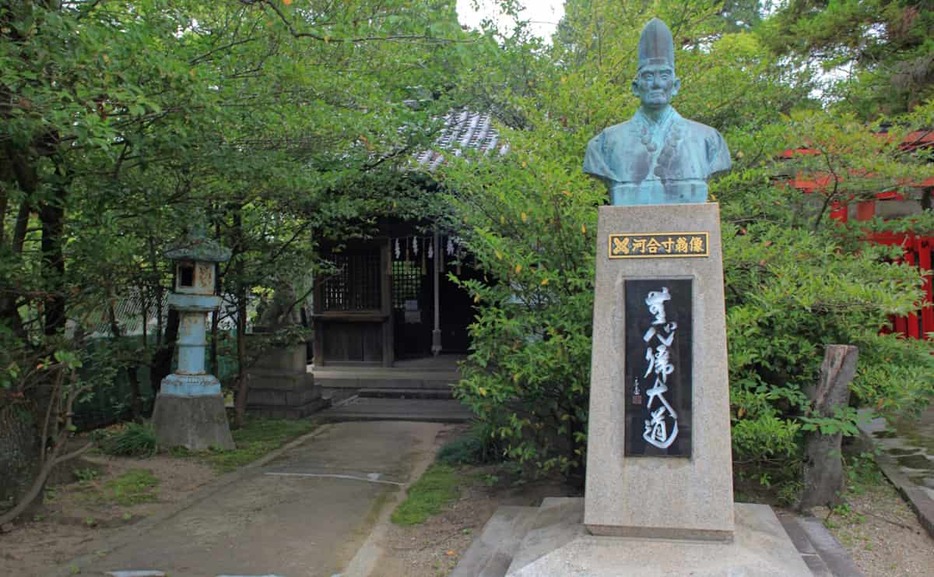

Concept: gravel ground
[[816, 478, 934, 576]]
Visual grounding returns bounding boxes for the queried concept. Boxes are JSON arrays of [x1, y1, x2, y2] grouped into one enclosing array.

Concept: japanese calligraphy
[[609, 232, 708, 258], [639, 287, 680, 449], [625, 279, 693, 457]]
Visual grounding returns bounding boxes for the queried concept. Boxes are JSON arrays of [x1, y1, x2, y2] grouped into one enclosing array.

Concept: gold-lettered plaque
[[608, 232, 709, 258]]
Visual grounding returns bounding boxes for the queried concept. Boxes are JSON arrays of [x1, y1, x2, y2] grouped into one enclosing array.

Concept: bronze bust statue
[[583, 18, 731, 205]]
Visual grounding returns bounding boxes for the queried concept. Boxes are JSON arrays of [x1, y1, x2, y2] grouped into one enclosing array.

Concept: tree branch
[[257, 0, 473, 45]]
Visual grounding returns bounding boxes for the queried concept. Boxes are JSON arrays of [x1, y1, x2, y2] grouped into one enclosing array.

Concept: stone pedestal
[[458, 204, 813, 577], [245, 342, 329, 419], [503, 498, 812, 577], [152, 375, 234, 451], [585, 203, 734, 539]]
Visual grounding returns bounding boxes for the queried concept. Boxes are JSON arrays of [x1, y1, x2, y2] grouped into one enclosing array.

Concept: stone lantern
[[151, 229, 235, 450]]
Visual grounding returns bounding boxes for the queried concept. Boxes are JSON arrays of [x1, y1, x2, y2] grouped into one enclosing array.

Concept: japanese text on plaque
[[609, 232, 708, 258]]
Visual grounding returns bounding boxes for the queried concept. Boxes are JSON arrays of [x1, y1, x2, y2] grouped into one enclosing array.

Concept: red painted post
[[905, 248, 921, 340], [855, 201, 875, 221], [917, 238, 933, 339]]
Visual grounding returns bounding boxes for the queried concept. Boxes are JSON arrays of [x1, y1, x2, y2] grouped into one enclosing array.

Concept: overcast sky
[[456, 0, 565, 41]]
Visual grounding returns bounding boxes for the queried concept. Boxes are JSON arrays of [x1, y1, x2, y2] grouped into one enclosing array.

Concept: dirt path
[[1, 421, 448, 577], [0, 453, 217, 577]]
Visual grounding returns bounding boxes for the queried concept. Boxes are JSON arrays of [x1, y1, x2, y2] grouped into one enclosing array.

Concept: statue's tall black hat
[[638, 18, 674, 70]]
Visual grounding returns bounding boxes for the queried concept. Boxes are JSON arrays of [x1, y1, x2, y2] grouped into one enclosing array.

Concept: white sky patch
[[456, 0, 565, 42]]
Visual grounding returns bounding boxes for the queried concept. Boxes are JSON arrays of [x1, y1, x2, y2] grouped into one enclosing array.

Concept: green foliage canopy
[[442, 0, 933, 485]]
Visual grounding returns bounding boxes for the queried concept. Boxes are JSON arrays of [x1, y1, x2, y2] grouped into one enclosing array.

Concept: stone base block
[[245, 371, 329, 419], [496, 498, 811, 577], [151, 393, 234, 451], [247, 339, 309, 374]]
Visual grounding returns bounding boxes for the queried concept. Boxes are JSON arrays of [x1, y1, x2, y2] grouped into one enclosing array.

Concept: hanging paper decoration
[[394, 238, 401, 260], [412, 237, 419, 256], [446, 238, 455, 256], [428, 240, 434, 259]]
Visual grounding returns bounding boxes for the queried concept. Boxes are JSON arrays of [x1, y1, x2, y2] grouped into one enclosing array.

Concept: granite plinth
[[249, 340, 309, 374], [151, 392, 234, 451], [245, 343, 328, 419], [503, 498, 812, 577], [586, 203, 734, 539]]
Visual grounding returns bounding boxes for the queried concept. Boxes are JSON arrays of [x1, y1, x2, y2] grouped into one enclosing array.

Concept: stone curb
[[856, 418, 934, 541], [871, 446, 934, 540], [777, 513, 866, 577], [46, 423, 331, 577]]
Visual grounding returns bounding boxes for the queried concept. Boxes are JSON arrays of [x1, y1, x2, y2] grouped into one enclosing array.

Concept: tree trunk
[[0, 403, 40, 518], [231, 204, 248, 429], [798, 344, 858, 511], [234, 295, 249, 429], [151, 308, 180, 395], [40, 158, 69, 337]]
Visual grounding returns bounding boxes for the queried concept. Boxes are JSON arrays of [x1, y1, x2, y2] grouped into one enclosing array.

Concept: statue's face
[[632, 65, 680, 108]]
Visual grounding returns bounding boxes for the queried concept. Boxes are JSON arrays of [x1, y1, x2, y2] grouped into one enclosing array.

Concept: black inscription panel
[[624, 279, 693, 457]]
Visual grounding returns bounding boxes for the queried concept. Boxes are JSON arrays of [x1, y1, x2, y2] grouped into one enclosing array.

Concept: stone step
[[314, 374, 458, 390], [317, 397, 472, 424], [357, 387, 454, 400], [246, 397, 331, 420], [450, 507, 540, 577]]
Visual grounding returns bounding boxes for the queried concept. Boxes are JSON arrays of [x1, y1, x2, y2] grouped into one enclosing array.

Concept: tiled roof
[[414, 110, 507, 171]]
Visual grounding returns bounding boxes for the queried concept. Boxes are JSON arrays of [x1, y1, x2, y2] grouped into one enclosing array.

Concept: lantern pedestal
[[151, 385, 234, 451]]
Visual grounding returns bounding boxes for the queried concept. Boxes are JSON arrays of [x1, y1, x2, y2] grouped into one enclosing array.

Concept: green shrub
[[96, 422, 157, 458], [717, 116, 934, 492], [443, 122, 600, 483], [436, 427, 504, 466]]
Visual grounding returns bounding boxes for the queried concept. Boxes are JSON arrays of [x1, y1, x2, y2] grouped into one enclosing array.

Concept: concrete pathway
[[858, 406, 934, 538], [52, 421, 445, 577]]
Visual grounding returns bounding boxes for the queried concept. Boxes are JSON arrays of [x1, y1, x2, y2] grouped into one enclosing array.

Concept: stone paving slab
[[857, 408, 934, 539]]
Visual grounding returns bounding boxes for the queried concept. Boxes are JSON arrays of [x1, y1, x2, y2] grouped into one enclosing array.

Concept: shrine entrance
[[313, 232, 476, 367], [390, 235, 476, 359]]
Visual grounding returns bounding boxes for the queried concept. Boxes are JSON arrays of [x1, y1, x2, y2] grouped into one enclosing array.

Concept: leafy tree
[[717, 109, 933, 487], [1, 0, 480, 516], [761, 0, 934, 117], [442, 0, 932, 491], [441, 115, 601, 480]]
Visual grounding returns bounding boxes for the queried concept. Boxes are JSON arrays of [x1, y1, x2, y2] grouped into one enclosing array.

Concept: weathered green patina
[[583, 18, 731, 206]]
